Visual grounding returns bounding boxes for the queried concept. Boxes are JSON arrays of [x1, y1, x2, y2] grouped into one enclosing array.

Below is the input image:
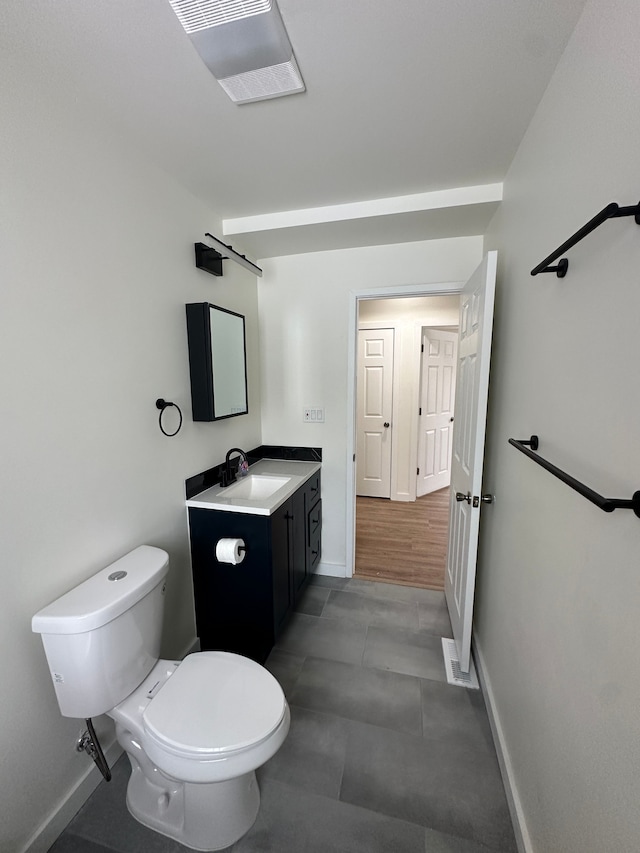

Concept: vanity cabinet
[[188, 473, 321, 663]]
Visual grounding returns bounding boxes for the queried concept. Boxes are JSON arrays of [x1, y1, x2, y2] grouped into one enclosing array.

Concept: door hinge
[[421, 344, 424, 353], [353, 453, 356, 462], [417, 467, 420, 475], [419, 407, 422, 416]]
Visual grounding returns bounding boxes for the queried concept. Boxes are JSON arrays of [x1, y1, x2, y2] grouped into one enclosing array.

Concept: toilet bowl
[[111, 653, 290, 850], [32, 545, 290, 851]]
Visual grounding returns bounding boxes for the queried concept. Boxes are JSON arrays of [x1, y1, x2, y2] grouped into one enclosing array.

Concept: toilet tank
[[32, 545, 169, 719]]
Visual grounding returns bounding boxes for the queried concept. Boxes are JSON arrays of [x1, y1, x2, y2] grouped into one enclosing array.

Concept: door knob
[[455, 492, 471, 504], [383, 422, 390, 428], [481, 494, 494, 504]]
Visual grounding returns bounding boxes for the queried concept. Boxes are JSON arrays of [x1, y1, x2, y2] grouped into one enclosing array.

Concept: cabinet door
[[188, 508, 274, 662], [271, 502, 291, 633]]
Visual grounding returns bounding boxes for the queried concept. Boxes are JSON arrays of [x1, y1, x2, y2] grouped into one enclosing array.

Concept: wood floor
[[355, 488, 450, 590]]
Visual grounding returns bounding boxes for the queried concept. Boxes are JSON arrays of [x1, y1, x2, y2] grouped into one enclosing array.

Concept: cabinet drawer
[[304, 472, 321, 508], [308, 530, 321, 572], [307, 499, 322, 545]]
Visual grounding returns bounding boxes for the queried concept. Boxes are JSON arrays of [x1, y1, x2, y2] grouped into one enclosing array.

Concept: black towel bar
[[530, 201, 640, 277], [509, 436, 640, 517]]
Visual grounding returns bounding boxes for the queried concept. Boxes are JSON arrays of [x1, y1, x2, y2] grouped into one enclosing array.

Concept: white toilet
[[32, 545, 290, 851]]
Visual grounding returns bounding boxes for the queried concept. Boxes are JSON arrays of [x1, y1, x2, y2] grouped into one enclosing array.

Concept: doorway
[[352, 292, 461, 590]]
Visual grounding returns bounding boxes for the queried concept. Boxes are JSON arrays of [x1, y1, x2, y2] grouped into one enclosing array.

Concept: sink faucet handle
[[224, 447, 247, 485]]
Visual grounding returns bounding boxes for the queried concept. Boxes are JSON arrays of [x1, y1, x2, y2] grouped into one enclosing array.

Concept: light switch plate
[[303, 407, 325, 423]]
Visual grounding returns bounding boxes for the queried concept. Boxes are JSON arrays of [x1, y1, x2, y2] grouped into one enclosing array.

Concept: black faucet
[[220, 448, 248, 487]]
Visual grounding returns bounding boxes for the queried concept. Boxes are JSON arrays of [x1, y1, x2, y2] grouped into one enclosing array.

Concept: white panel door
[[445, 252, 497, 672], [356, 328, 394, 498], [417, 329, 458, 496]]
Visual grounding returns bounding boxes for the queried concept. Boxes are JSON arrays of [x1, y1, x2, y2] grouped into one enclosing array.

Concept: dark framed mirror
[[186, 302, 248, 421]]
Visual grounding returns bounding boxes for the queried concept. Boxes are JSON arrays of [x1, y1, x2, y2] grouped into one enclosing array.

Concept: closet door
[[356, 328, 394, 498]]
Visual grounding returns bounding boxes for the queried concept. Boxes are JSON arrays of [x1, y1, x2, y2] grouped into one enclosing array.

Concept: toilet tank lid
[[32, 546, 169, 635]]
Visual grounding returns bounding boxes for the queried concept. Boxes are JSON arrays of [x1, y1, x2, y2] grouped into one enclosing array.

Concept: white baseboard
[[313, 560, 347, 578], [472, 637, 532, 853], [22, 736, 124, 853]]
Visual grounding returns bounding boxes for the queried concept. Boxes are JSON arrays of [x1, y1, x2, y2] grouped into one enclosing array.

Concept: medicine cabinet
[[186, 302, 248, 421]]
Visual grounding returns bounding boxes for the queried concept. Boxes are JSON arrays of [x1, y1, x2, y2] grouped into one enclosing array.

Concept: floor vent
[[441, 638, 479, 689]]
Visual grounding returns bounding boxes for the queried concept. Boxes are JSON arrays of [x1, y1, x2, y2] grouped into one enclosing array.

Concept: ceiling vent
[[168, 0, 305, 104], [170, 0, 272, 33]]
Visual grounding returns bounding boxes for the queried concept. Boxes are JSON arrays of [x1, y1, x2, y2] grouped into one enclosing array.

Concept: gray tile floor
[[49, 576, 517, 853]]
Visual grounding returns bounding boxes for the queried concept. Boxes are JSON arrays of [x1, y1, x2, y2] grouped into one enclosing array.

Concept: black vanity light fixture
[[195, 234, 263, 278]]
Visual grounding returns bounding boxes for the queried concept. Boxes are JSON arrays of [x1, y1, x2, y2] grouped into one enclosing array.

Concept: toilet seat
[[143, 651, 286, 761]]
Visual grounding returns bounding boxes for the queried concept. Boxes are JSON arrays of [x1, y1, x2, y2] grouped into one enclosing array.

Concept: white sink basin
[[223, 475, 291, 500], [186, 459, 320, 516]]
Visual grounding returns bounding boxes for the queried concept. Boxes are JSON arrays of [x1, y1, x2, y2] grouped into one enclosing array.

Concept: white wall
[[1, 49, 261, 852], [477, 1, 640, 850], [358, 295, 460, 326], [358, 296, 460, 500], [258, 239, 482, 574]]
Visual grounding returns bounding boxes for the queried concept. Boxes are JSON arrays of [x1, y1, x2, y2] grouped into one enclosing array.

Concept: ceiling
[[2, 0, 587, 259]]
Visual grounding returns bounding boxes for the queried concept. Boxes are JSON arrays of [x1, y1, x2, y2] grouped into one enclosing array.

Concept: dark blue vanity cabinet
[[188, 473, 321, 663]]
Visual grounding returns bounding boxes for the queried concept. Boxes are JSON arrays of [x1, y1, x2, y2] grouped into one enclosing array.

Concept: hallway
[[355, 488, 450, 590]]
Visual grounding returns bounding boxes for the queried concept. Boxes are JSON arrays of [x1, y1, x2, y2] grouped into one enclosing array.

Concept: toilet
[[32, 545, 290, 851]]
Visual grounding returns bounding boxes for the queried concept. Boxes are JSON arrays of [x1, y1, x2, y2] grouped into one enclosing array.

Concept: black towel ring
[[156, 398, 183, 437]]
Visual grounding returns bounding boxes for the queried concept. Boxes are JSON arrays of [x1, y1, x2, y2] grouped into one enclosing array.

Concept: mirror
[[186, 303, 248, 421], [209, 304, 247, 418]]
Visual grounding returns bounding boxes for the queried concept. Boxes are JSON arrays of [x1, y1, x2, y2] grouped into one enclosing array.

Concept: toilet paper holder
[[215, 538, 248, 565], [216, 540, 246, 554]]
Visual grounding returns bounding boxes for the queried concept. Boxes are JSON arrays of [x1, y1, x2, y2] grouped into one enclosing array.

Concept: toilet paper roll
[[215, 538, 246, 565]]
